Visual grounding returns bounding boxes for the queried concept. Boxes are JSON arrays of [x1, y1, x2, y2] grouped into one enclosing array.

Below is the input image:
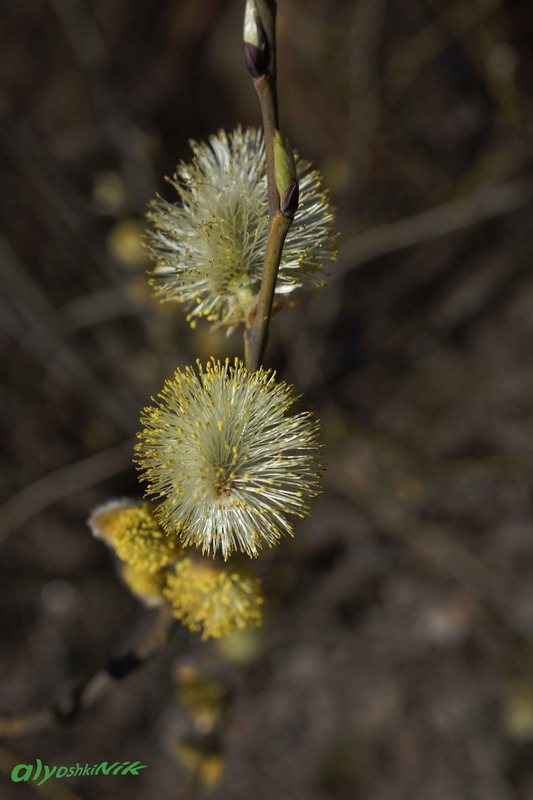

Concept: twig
[[0, 439, 135, 546], [0, 238, 139, 434], [245, 212, 292, 371], [243, 0, 296, 371], [255, 73, 279, 221], [325, 431, 527, 640], [0, 607, 173, 739], [337, 176, 533, 277], [385, 0, 505, 102], [243, 0, 279, 221], [61, 288, 140, 333]]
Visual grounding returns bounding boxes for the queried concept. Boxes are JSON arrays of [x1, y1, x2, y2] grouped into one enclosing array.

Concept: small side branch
[[243, 0, 296, 371], [0, 608, 173, 738]]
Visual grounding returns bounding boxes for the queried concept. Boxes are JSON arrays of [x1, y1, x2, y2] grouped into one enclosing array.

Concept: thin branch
[[385, 0, 505, 102], [244, 0, 297, 371], [252, 0, 279, 220], [337, 176, 533, 277], [245, 212, 292, 371], [61, 288, 140, 333], [0, 239, 138, 433], [255, 74, 279, 221], [0, 439, 135, 546], [0, 607, 173, 738]]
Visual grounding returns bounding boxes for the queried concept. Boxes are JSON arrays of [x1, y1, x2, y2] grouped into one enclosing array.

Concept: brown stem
[[254, 0, 277, 86], [244, 0, 295, 371], [245, 212, 292, 371], [254, 74, 279, 221], [0, 607, 173, 737]]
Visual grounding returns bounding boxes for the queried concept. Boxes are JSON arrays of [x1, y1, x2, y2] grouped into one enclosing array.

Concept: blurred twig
[[47, 0, 157, 209], [345, 0, 387, 194], [0, 239, 140, 433], [325, 411, 529, 640], [0, 607, 173, 739], [385, 0, 506, 102], [0, 439, 135, 545], [61, 288, 141, 333], [426, 0, 522, 128], [338, 176, 533, 275]]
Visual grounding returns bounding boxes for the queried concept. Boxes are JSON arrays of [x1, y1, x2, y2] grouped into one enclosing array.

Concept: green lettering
[[11, 764, 32, 783], [97, 762, 120, 775], [120, 761, 148, 775], [38, 765, 56, 786]]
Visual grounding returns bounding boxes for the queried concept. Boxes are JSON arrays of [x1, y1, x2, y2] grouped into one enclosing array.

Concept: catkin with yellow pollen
[[146, 126, 338, 330], [135, 358, 323, 559], [120, 562, 166, 606], [88, 499, 182, 572], [164, 558, 264, 639]]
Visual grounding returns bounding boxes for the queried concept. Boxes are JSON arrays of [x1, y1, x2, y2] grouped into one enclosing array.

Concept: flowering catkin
[[135, 358, 322, 559], [164, 558, 263, 639], [88, 499, 182, 572], [147, 126, 337, 329], [120, 562, 166, 607]]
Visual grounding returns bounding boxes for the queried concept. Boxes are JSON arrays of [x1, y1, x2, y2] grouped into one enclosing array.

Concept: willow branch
[[245, 212, 292, 371], [0, 607, 173, 738], [255, 74, 279, 221], [252, 0, 278, 221], [243, 0, 297, 370]]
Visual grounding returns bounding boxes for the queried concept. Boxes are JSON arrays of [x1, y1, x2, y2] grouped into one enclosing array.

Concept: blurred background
[[1, 0, 533, 797]]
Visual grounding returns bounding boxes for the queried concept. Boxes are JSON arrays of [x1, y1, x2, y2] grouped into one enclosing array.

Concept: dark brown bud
[[244, 41, 268, 79], [243, 0, 269, 78], [280, 180, 299, 219]]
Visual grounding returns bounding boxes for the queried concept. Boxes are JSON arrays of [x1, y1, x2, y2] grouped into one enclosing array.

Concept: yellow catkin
[[201, 755, 225, 786], [135, 359, 322, 559], [146, 127, 338, 329], [120, 563, 166, 606], [89, 500, 182, 572], [164, 557, 264, 639]]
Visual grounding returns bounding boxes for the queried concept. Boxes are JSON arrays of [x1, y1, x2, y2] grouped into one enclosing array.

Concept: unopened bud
[[274, 131, 299, 218], [243, 0, 268, 78], [280, 180, 299, 219]]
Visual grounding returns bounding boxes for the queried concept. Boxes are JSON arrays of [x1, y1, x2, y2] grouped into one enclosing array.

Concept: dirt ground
[[2, 1, 533, 798]]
